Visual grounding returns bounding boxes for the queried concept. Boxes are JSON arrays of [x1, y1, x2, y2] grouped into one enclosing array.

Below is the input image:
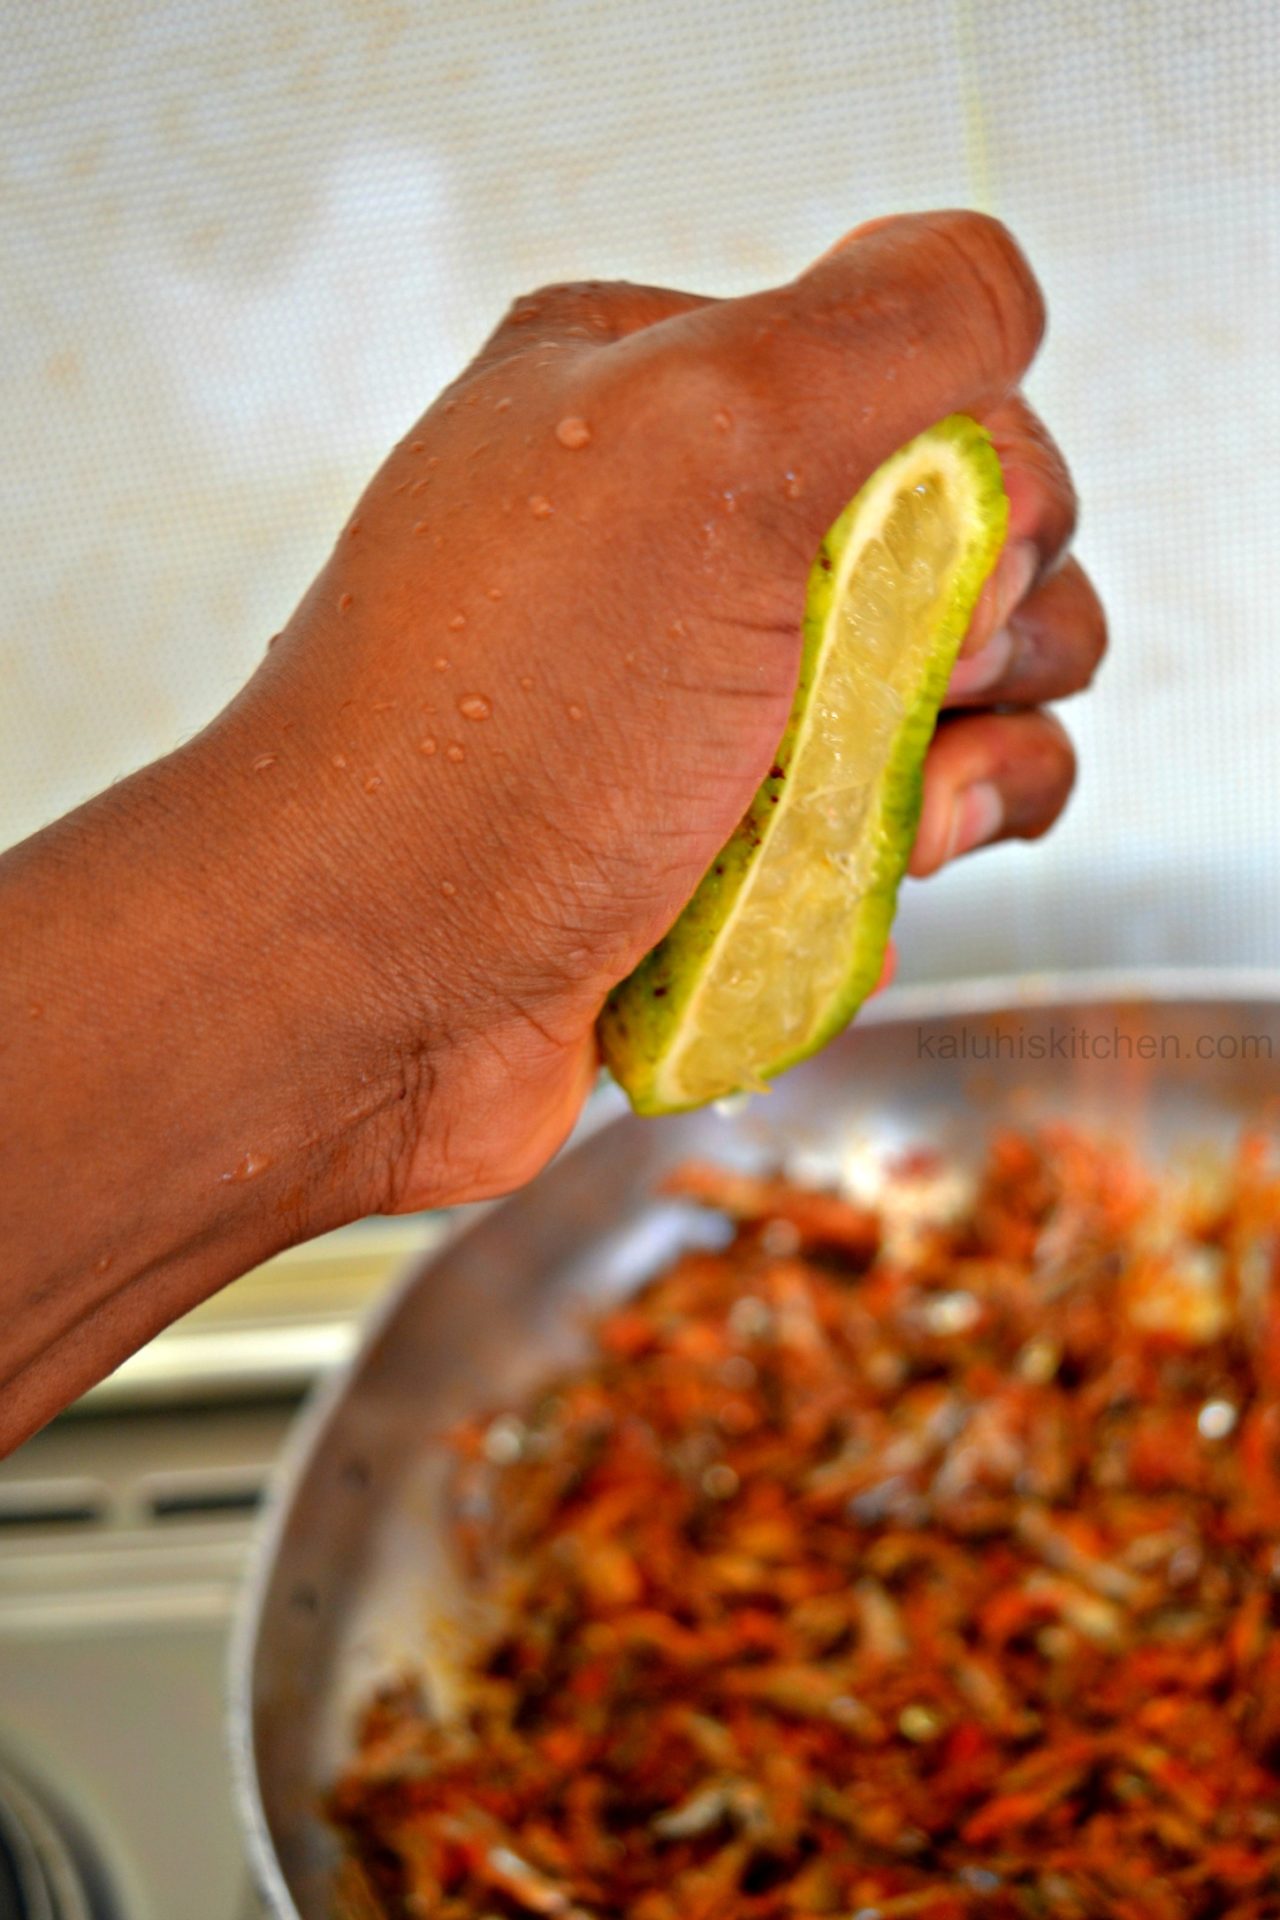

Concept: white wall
[[5, 0, 1278, 976]]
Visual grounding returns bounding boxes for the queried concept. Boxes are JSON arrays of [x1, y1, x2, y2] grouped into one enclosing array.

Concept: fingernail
[[948, 625, 1012, 697], [994, 538, 1039, 629], [946, 781, 1004, 861]]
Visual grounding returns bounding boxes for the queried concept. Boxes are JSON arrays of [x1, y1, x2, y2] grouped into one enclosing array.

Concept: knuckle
[[502, 280, 579, 325], [988, 395, 1078, 553], [499, 278, 621, 334], [1078, 579, 1109, 685], [1056, 565, 1108, 694], [1010, 712, 1077, 843]]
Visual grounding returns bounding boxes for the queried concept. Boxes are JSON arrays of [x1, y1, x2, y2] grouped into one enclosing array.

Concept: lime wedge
[[599, 413, 1008, 1115]]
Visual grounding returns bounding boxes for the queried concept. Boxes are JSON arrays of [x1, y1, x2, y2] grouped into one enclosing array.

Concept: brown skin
[[0, 212, 1104, 1453]]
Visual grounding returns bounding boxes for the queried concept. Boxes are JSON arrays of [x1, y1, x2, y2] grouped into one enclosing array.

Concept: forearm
[[0, 720, 417, 1450]]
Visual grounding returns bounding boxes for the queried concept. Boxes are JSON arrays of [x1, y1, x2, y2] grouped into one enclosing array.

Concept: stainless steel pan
[[232, 969, 1280, 1918]]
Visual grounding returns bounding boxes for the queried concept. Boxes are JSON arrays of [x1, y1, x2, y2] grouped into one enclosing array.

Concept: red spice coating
[[331, 1128, 1280, 1918]]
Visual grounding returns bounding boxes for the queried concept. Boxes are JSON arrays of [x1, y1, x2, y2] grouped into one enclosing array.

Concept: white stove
[[0, 1215, 444, 1920]]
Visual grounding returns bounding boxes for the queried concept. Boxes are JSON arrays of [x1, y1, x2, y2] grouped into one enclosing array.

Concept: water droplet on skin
[[469, 440, 494, 458], [253, 753, 278, 772], [458, 693, 492, 721], [784, 470, 803, 499], [713, 408, 733, 432], [412, 519, 428, 536], [363, 773, 383, 793], [434, 534, 445, 550], [487, 585, 504, 601], [446, 742, 465, 763], [410, 477, 430, 496], [331, 752, 349, 769], [519, 675, 534, 691], [426, 454, 440, 470], [220, 1150, 271, 1184], [94, 1252, 114, 1273], [465, 390, 480, 407], [529, 494, 553, 518], [555, 416, 592, 450], [371, 699, 395, 711], [266, 632, 282, 650], [280, 720, 294, 732], [448, 612, 467, 630], [566, 702, 584, 722], [669, 618, 686, 639], [434, 657, 450, 672], [623, 649, 636, 666], [347, 517, 362, 537], [443, 398, 457, 415], [411, 439, 426, 452], [337, 592, 353, 614], [495, 396, 512, 412], [440, 879, 457, 898], [722, 489, 737, 513], [418, 736, 437, 755], [28, 1001, 44, 1019], [391, 479, 410, 496]]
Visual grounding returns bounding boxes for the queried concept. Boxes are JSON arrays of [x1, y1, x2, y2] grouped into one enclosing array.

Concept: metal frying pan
[[231, 969, 1280, 1918]]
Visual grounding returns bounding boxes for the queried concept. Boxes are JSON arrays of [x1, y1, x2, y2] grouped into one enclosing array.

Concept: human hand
[[212, 211, 1104, 1213]]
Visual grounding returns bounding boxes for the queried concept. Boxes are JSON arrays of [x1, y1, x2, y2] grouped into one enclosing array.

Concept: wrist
[[160, 714, 445, 1226]]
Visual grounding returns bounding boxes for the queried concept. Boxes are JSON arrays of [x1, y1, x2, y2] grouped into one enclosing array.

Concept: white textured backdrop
[[5, 0, 1279, 977]]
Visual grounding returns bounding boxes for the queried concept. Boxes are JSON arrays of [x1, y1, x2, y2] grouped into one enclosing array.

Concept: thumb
[[661, 210, 1046, 540]]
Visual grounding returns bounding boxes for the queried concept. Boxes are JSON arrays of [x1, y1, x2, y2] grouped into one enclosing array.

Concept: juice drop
[[220, 1150, 271, 1184]]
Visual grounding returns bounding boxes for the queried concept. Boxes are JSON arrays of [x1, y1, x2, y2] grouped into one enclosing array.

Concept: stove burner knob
[[0, 1766, 103, 1920]]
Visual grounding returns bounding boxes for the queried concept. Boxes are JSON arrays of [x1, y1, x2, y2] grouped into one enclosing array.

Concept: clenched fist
[[2, 211, 1104, 1447]]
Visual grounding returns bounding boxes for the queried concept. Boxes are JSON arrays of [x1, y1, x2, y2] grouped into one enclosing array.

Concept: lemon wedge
[[600, 414, 1008, 1114]]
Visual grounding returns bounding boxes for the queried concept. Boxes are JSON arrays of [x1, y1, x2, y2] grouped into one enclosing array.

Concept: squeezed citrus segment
[[600, 415, 1008, 1114]]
